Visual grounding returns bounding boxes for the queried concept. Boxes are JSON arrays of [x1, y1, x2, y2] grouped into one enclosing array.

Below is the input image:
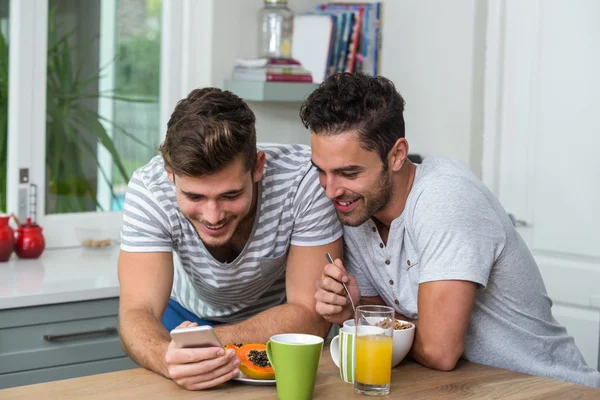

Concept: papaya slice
[[237, 344, 275, 380], [225, 344, 240, 354]]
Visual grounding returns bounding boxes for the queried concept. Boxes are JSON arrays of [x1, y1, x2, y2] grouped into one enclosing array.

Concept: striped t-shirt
[[121, 144, 343, 322]]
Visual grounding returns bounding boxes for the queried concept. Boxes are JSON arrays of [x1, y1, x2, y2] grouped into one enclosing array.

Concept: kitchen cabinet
[[0, 297, 136, 389], [0, 247, 134, 389]]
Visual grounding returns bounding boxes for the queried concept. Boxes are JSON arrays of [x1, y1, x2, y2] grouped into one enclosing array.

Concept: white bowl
[[342, 318, 415, 367], [391, 320, 415, 367], [75, 226, 121, 249]]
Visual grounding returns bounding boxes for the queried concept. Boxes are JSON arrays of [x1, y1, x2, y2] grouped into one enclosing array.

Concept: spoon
[[325, 253, 356, 316]]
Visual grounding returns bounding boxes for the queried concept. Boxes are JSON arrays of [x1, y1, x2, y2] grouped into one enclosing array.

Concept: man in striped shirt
[[117, 88, 342, 390]]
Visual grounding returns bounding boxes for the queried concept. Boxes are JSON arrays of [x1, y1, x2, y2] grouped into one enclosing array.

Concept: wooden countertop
[[1, 347, 598, 399]]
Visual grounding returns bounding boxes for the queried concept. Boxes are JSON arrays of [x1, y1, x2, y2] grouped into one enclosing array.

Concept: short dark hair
[[159, 87, 257, 177], [299, 73, 406, 163]]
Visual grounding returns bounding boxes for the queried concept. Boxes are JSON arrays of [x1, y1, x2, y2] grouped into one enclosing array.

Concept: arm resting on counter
[[118, 250, 174, 378], [215, 239, 343, 344], [410, 280, 477, 371]]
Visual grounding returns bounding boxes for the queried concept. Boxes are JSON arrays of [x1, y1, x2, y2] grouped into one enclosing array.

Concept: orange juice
[[355, 334, 393, 385]]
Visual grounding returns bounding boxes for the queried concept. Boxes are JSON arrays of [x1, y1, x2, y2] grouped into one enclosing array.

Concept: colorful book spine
[[318, 2, 382, 76], [232, 72, 313, 83], [267, 58, 302, 66], [265, 74, 313, 82], [373, 2, 382, 76], [345, 7, 364, 73]]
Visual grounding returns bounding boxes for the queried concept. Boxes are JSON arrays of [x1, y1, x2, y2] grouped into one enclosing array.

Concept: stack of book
[[291, 2, 383, 83], [316, 2, 383, 77], [232, 58, 314, 83]]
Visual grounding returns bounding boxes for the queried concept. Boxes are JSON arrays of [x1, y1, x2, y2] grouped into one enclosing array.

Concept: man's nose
[[203, 201, 225, 225], [324, 177, 342, 200]]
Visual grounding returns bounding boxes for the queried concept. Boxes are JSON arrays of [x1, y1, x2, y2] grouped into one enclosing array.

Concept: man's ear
[[165, 167, 175, 184], [253, 151, 266, 183], [389, 138, 409, 172]]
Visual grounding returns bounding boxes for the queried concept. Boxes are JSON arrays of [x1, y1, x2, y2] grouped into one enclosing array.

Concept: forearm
[[215, 303, 331, 344], [119, 307, 171, 377]]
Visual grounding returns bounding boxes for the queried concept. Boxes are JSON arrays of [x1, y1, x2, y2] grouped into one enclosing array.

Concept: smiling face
[[168, 153, 265, 248], [311, 132, 394, 227]]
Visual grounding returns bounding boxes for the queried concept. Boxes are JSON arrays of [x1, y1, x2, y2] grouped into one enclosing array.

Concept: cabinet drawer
[[0, 298, 120, 329], [0, 315, 125, 374], [0, 298, 129, 375]]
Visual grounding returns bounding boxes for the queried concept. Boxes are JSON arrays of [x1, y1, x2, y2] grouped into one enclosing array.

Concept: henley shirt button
[[394, 299, 400, 305], [379, 243, 384, 248], [407, 260, 411, 267], [389, 279, 394, 285], [372, 227, 377, 232], [385, 259, 391, 265]]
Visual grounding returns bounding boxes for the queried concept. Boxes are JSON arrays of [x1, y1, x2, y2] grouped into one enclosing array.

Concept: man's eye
[[186, 195, 201, 201], [342, 172, 359, 179], [222, 195, 239, 200]]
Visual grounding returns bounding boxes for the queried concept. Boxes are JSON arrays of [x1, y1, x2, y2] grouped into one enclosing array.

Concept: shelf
[[224, 80, 320, 102]]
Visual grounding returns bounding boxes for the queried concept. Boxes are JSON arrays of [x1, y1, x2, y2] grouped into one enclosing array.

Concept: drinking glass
[[354, 305, 394, 396]]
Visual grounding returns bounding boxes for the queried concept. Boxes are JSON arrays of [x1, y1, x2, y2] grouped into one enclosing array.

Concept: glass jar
[[258, 0, 294, 59]]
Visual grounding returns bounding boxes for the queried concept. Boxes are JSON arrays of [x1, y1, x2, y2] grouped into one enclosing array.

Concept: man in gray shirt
[[303, 73, 600, 387]]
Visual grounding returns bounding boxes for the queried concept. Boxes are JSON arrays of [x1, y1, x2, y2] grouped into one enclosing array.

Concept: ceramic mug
[[330, 326, 355, 383], [343, 319, 355, 329], [266, 333, 323, 400]]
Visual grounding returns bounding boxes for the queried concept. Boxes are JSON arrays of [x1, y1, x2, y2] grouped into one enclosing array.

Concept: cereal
[[393, 320, 413, 330], [376, 318, 413, 330], [82, 239, 112, 248]]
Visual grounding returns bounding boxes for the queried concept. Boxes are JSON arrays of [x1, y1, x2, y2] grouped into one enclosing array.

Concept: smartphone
[[169, 325, 224, 349]]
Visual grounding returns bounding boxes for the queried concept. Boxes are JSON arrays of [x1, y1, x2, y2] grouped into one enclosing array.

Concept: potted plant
[[0, 15, 152, 214]]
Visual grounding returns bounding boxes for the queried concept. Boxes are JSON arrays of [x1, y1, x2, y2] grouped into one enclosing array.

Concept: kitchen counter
[[1, 345, 598, 399], [0, 246, 120, 310]]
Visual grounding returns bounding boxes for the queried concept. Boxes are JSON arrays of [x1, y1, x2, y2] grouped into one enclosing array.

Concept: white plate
[[233, 372, 276, 386]]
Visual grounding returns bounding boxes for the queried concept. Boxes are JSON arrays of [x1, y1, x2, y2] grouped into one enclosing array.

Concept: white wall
[[379, 0, 486, 174], [210, 0, 322, 146], [204, 0, 486, 167]]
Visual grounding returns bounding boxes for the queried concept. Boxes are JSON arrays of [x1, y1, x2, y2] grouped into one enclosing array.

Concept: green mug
[[266, 333, 324, 400]]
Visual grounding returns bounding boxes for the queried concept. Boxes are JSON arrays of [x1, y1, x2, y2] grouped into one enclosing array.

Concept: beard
[[336, 169, 394, 227], [192, 203, 257, 250], [189, 217, 237, 248]]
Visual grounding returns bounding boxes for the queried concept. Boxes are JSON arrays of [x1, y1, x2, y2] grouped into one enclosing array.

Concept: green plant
[[0, 15, 154, 214], [45, 15, 151, 213], [116, 35, 160, 97]]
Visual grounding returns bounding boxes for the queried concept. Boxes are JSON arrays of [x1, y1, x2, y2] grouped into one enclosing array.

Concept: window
[[45, 0, 162, 215], [5, 0, 207, 248], [110, 0, 161, 211], [0, 0, 8, 214]]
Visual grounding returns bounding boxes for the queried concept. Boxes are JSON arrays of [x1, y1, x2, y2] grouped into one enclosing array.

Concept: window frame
[[6, 0, 213, 248]]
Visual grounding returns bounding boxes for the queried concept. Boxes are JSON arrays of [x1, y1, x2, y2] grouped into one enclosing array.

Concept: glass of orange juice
[[354, 305, 394, 396]]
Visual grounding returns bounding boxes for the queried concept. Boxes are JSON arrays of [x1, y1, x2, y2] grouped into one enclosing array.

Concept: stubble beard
[[337, 169, 393, 227]]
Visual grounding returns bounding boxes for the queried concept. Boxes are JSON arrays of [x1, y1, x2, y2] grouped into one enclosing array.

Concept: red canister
[[15, 217, 46, 259], [0, 215, 15, 262]]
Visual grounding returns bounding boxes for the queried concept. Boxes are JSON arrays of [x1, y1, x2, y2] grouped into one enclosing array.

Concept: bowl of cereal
[[75, 226, 120, 249], [344, 317, 415, 367], [389, 319, 415, 367]]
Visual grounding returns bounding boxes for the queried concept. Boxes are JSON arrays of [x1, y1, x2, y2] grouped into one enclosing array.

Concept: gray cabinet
[[0, 298, 137, 389]]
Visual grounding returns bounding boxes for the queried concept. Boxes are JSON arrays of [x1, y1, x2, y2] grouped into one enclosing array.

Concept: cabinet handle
[[43, 327, 118, 342]]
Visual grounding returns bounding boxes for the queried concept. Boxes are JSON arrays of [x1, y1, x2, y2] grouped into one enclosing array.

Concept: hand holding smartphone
[[165, 324, 240, 390], [169, 325, 224, 349]]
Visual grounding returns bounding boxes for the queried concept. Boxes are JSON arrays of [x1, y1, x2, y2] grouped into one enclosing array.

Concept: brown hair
[[159, 87, 257, 177], [299, 73, 405, 164]]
